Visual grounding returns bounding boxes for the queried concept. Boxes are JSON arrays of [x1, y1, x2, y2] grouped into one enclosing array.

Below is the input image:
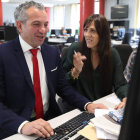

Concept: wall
[[105, 0, 137, 28], [49, 7, 54, 31], [2, 3, 16, 24]]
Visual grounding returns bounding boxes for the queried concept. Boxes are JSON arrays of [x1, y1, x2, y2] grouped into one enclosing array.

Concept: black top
[[63, 42, 128, 101]]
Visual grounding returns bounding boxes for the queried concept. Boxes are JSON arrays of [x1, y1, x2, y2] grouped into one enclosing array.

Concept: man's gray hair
[[14, 1, 45, 23]]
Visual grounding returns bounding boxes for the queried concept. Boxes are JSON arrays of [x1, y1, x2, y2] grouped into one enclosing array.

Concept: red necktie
[[30, 48, 44, 119]]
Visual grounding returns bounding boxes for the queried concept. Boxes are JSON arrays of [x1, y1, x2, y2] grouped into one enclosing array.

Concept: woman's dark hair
[[80, 14, 112, 93]]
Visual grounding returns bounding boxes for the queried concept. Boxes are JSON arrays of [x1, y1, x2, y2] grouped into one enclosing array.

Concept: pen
[[74, 50, 79, 61]]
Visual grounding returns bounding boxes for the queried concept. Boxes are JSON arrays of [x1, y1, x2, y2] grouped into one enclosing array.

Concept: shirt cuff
[[18, 121, 29, 133], [84, 102, 92, 111]]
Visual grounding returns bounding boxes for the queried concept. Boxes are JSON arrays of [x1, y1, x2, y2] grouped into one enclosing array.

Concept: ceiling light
[[2, 0, 10, 2], [53, 0, 66, 1]]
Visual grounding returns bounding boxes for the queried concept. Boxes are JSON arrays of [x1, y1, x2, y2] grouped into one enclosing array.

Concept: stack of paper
[[90, 109, 120, 139]]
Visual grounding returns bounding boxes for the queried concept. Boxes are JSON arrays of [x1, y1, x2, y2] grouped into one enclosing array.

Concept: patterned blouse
[[124, 47, 138, 86]]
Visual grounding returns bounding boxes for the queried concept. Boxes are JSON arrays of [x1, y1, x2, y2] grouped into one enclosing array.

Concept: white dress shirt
[[18, 35, 50, 133]]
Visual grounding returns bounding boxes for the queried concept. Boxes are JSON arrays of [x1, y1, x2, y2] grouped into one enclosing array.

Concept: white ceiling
[[2, 0, 80, 7]]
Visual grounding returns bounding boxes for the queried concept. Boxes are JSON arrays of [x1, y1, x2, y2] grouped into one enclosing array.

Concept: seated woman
[[124, 47, 138, 86], [62, 14, 128, 112]]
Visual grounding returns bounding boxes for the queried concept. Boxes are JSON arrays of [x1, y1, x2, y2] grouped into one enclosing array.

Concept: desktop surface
[[4, 93, 117, 140]]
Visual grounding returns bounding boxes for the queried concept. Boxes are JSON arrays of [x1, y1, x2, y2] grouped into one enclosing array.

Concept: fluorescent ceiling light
[[53, 0, 66, 1], [118, 11, 125, 13], [2, 0, 9, 2], [116, 6, 125, 9], [44, 4, 54, 7]]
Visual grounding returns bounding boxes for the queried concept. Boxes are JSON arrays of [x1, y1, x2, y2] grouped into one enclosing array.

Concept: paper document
[[106, 94, 121, 105], [91, 114, 121, 136], [93, 109, 118, 139], [96, 127, 118, 140], [110, 23, 113, 29], [94, 109, 111, 117], [78, 125, 103, 140]]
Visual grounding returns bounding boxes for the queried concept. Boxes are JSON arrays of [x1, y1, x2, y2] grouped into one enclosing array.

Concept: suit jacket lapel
[[14, 37, 34, 92], [41, 44, 51, 81]]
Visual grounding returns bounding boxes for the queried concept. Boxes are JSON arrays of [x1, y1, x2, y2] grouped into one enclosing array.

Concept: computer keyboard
[[36, 112, 95, 140]]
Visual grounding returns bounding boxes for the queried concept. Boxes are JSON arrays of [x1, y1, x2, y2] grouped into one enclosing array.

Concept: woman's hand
[[114, 97, 127, 110], [73, 52, 87, 75]]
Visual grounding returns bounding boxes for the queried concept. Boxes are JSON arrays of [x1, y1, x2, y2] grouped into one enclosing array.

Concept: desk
[[48, 38, 67, 44], [4, 93, 117, 140], [111, 40, 139, 48], [64, 43, 72, 46]]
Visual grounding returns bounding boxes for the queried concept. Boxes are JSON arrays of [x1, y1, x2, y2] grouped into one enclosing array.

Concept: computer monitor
[[136, 28, 140, 36], [129, 28, 135, 36], [75, 29, 78, 34], [118, 40, 140, 140], [66, 29, 72, 35], [4, 26, 18, 41], [51, 29, 55, 35], [55, 29, 61, 36], [117, 28, 125, 40], [0, 31, 5, 40]]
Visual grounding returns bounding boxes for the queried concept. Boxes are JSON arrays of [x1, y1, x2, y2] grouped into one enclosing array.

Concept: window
[[70, 4, 80, 35], [95, 1, 99, 14], [53, 6, 65, 28]]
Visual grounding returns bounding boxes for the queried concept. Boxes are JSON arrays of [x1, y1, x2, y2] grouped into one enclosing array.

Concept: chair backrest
[[122, 31, 133, 45], [44, 37, 48, 44], [112, 44, 133, 71], [61, 47, 69, 61], [67, 36, 75, 43]]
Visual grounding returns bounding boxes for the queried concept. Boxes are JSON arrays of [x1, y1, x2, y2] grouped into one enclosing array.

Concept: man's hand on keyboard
[[86, 103, 108, 113], [21, 118, 54, 138]]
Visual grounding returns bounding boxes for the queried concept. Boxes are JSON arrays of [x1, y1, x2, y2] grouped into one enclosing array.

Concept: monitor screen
[[129, 28, 135, 36], [118, 40, 140, 140], [136, 28, 140, 36], [111, 5, 128, 19], [55, 29, 61, 36], [0, 31, 5, 40], [75, 29, 78, 34], [4, 26, 18, 41], [66, 29, 72, 35], [51, 29, 55, 35], [117, 28, 125, 40]]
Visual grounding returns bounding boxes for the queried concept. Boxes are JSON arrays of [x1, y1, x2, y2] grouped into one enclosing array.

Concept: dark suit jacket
[[0, 37, 90, 139]]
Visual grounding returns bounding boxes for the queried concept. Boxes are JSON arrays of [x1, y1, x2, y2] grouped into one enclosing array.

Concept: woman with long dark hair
[[63, 14, 127, 111]]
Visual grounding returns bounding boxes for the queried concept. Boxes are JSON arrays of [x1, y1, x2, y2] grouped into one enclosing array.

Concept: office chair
[[44, 37, 48, 44], [122, 31, 133, 45], [67, 36, 75, 43], [61, 46, 69, 62], [57, 44, 76, 113], [112, 44, 133, 71]]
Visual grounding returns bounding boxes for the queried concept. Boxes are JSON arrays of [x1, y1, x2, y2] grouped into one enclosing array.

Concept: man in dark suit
[[0, 1, 108, 139]]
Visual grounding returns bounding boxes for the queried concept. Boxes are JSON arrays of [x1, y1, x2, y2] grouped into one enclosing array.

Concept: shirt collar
[[19, 35, 41, 53]]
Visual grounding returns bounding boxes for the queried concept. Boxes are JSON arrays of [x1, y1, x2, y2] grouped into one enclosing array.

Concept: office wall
[[105, 0, 136, 28], [49, 7, 54, 31]]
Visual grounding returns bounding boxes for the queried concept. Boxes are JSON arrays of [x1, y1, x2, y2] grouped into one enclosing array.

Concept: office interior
[[0, 0, 140, 139], [0, 0, 139, 46]]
